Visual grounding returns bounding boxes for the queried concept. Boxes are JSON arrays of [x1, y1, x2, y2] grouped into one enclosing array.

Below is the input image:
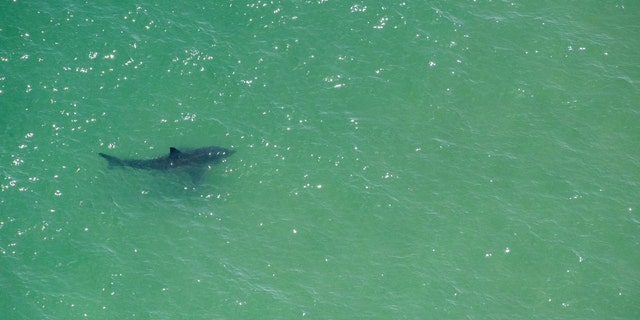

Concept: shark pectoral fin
[[186, 167, 207, 184]]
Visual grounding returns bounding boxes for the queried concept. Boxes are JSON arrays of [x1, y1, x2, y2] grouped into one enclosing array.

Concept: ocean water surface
[[1, 1, 639, 319]]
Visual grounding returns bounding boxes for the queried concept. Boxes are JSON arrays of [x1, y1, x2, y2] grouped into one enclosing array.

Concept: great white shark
[[99, 145, 234, 183]]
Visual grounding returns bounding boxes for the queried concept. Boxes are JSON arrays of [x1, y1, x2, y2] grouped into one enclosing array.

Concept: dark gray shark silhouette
[[99, 145, 234, 183]]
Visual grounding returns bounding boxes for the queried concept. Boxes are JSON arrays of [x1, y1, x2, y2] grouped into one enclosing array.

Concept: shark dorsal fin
[[169, 147, 182, 159]]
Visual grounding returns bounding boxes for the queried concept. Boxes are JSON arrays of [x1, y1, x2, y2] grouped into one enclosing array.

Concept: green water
[[2, 1, 639, 319]]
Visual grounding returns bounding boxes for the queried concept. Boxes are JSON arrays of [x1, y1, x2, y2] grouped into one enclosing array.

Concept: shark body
[[99, 145, 234, 183]]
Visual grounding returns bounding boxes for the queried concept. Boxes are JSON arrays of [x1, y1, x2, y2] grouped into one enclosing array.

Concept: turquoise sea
[[1, 1, 639, 319]]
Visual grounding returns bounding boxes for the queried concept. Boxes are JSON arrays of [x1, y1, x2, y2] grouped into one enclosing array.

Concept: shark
[[99, 145, 235, 183]]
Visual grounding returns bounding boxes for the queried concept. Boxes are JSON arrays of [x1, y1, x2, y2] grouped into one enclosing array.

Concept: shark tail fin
[[99, 153, 124, 168]]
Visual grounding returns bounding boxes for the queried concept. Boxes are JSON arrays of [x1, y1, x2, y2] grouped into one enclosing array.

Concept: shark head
[[168, 146, 234, 166]]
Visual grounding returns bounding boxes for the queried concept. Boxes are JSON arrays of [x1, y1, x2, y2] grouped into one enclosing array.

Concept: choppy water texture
[[1, 1, 639, 319]]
